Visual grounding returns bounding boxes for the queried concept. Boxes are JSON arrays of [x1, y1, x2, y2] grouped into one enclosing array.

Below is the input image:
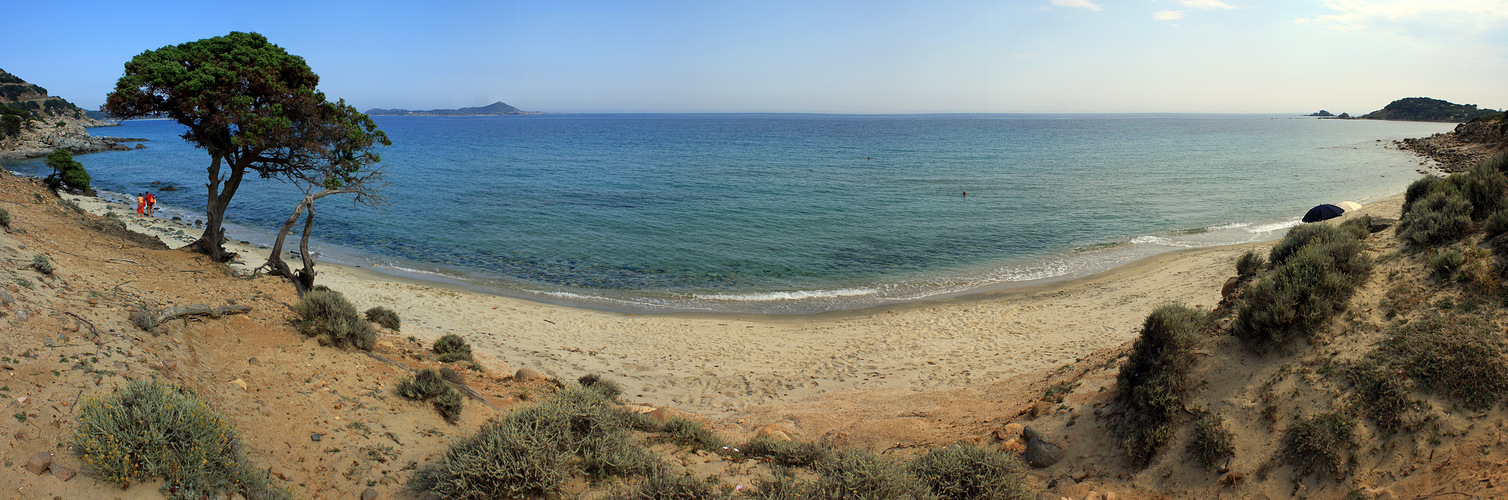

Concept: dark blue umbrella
[[1302, 204, 1345, 223]]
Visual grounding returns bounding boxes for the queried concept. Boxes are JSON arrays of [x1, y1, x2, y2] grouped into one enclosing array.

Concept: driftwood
[[155, 304, 251, 324]]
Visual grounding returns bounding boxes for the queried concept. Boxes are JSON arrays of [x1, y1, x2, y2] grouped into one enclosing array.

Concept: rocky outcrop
[[1396, 116, 1508, 172], [1, 68, 132, 161]]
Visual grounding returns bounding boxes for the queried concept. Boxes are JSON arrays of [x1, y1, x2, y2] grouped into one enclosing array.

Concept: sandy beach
[[60, 191, 1402, 418]]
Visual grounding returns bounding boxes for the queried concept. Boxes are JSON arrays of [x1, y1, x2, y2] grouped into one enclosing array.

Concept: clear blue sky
[[5, 0, 1505, 114]]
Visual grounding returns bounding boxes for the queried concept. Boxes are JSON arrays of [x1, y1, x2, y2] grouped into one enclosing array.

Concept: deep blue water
[[5, 114, 1452, 313]]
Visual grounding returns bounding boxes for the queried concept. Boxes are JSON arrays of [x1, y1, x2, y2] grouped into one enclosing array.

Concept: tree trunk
[[295, 204, 317, 292], [190, 155, 248, 262], [262, 189, 345, 295]]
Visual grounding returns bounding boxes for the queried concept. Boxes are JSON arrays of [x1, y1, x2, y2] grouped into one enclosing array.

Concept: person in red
[[144, 192, 156, 217], [136, 193, 145, 218]]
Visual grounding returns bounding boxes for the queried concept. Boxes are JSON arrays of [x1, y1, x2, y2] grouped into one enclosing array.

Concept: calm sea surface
[[5, 114, 1452, 313]]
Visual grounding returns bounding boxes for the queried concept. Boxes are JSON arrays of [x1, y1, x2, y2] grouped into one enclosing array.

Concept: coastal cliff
[[1396, 112, 1507, 172], [0, 68, 140, 161]]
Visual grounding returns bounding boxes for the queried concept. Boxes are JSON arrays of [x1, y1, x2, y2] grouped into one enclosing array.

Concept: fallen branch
[[154, 304, 251, 324], [62, 312, 100, 339]]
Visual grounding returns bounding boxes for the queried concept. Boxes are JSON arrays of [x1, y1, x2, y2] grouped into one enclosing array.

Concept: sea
[[4, 114, 1453, 313]]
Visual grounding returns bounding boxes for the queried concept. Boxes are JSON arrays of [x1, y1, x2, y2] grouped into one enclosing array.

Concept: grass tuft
[[1284, 410, 1357, 481], [660, 417, 725, 451], [31, 254, 53, 275]]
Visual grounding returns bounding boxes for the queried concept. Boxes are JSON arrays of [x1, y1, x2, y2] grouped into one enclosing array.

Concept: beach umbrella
[[1302, 204, 1345, 223], [1336, 201, 1362, 212]]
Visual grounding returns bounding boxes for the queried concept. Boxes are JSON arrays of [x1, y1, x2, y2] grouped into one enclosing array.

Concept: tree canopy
[[103, 32, 383, 262], [44, 148, 91, 193]]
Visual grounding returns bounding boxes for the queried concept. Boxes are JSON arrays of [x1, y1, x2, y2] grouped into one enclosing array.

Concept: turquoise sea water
[[5, 114, 1452, 313]]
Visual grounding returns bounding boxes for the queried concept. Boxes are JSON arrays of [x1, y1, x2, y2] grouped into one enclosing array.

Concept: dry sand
[[59, 191, 1401, 418]]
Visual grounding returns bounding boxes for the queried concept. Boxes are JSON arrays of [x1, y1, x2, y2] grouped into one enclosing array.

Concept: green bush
[[364, 306, 400, 330], [610, 464, 725, 500], [1402, 175, 1446, 215], [1346, 360, 1425, 433], [30, 254, 53, 275], [1337, 215, 1372, 240], [910, 444, 1033, 500], [439, 366, 464, 385], [398, 368, 451, 400], [1113, 304, 1206, 466], [293, 289, 375, 350], [0, 207, 10, 229], [1483, 208, 1508, 239], [1236, 249, 1264, 281], [433, 334, 473, 363], [661, 417, 725, 450], [1235, 225, 1372, 346], [73, 378, 289, 499], [579, 373, 624, 399], [1463, 161, 1508, 220], [1429, 248, 1466, 280], [1398, 189, 1474, 247], [411, 386, 656, 497], [742, 436, 834, 467], [1187, 414, 1235, 471], [1377, 313, 1508, 409], [434, 389, 465, 424], [1284, 410, 1357, 481], [805, 448, 935, 500]]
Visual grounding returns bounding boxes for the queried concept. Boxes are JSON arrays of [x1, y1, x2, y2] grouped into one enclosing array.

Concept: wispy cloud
[[1154, 10, 1188, 20], [1296, 0, 1508, 33], [1180, 0, 1237, 10], [1050, 0, 1104, 11]]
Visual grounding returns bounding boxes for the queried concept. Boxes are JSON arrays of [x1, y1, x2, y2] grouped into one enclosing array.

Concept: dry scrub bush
[[0, 207, 10, 229], [610, 464, 726, 500], [660, 417, 725, 450], [1284, 410, 1358, 481], [399, 368, 451, 400], [433, 334, 473, 363], [30, 254, 52, 275], [1346, 360, 1426, 433], [293, 289, 375, 350], [364, 306, 400, 330], [911, 444, 1033, 500], [1377, 313, 1508, 410], [73, 378, 288, 499], [742, 436, 834, 467], [1113, 304, 1206, 467], [1187, 414, 1235, 471]]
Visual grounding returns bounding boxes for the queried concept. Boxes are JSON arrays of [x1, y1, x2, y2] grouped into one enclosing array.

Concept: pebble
[[311, 433, 323, 442], [361, 487, 379, 500], [51, 464, 75, 481], [26, 451, 52, 475]]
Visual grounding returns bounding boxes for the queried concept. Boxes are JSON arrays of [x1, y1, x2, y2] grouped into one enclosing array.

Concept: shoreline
[[56, 187, 1408, 417]]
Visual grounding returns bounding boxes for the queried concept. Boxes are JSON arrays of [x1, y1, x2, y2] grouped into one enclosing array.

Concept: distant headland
[[1308, 97, 1500, 123], [364, 101, 539, 117]]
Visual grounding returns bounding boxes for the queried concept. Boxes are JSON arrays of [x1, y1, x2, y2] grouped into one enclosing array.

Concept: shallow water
[[5, 114, 1451, 313]]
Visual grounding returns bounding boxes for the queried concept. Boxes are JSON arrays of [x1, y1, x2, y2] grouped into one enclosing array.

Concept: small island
[[364, 101, 538, 116]]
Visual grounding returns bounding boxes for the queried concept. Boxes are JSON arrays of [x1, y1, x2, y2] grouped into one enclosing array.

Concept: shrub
[[579, 373, 624, 399], [1235, 225, 1372, 346], [910, 443, 1033, 500], [73, 378, 289, 499], [0, 207, 9, 229], [292, 289, 375, 350], [130, 307, 159, 333], [1337, 215, 1372, 240], [806, 448, 934, 500], [1187, 414, 1235, 471], [434, 389, 465, 424], [30, 254, 53, 275], [43, 148, 90, 192], [1377, 313, 1508, 409], [364, 306, 400, 330], [1346, 360, 1424, 433], [411, 386, 656, 497], [439, 366, 464, 385], [1113, 304, 1206, 466], [742, 436, 834, 467], [1397, 189, 1473, 247], [433, 334, 473, 363], [1482, 208, 1508, 239], [1402, 175, 1446, 215], [1463, 161, 1508, 220], [1429, 247, 1465, 280], [661, 417, 725, 450], [1235, 249, 1264, 281], [610, 464, 725, 500], [1284, 410, 1357, 481], [398, 368, 451, 400]]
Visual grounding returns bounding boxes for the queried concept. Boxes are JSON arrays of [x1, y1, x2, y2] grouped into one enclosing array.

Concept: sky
[[4, 0, 1505, 114]]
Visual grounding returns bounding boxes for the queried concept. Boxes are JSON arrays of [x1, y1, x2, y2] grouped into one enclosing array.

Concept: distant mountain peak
[[365, 101, 537, 116]]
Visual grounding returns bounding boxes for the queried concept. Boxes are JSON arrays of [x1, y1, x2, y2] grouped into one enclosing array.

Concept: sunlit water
[[5, 114, 1451, 313]]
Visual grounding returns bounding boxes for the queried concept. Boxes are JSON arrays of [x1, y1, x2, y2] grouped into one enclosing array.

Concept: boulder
[[1025, 436, 1064, 468]]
